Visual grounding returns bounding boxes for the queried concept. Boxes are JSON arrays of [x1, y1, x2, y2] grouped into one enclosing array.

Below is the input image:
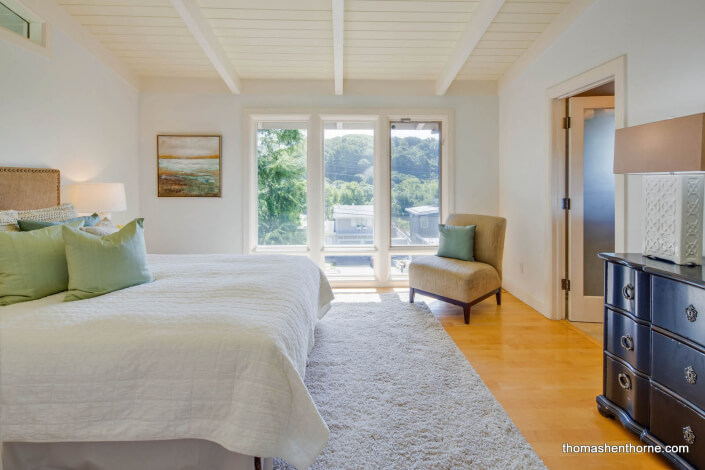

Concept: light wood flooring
[[335, 288, 668, 470]]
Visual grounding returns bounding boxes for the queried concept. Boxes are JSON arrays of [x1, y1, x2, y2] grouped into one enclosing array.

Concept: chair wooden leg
[[409, 288, 415, 303], [463, 303, 470, 324], [496, 288, 502, 305]]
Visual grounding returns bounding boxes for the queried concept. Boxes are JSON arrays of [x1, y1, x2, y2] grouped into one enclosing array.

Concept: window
[[390, 121, 441, 246], [256, 122, 308, 246], [0, 1, 44, 46], [324, 121, 375, 246], [325, 255, 374, 278], [246, 112, 451, 285]]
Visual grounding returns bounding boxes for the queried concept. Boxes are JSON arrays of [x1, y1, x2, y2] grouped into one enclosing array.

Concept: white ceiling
[[56, 0, 575, 91]]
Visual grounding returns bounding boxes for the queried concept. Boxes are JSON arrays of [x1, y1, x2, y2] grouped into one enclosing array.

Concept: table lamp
[[614, 113, 705, 265], [64, 182, 127, 219]]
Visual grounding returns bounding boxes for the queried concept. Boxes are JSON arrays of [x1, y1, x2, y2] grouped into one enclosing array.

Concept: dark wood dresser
[[598, 253, 705, 469]]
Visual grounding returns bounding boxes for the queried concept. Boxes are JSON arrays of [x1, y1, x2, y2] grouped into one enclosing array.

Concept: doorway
[[567, 94, 615, 323], [546, 56, 626, 326]]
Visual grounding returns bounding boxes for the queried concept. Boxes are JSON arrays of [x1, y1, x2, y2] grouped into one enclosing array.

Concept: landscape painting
[[157, 135, 221, 197]]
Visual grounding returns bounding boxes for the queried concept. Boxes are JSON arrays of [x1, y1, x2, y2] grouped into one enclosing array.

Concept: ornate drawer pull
[[684, 426, 696, 445], [620, 334, 634, 351], [622, 283, 634, 301], [686, 304, 698, 322], [686, 366, 698, 385], [617, 373, 632, 390]]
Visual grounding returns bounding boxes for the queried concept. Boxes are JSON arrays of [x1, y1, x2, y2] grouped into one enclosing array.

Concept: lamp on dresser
[[614, 113, 705, 265], [598, 112, 705, 470]]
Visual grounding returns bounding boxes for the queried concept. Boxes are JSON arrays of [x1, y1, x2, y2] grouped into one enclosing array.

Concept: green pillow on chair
[[0, 220, 85, 306], [62, 218, 153, 301], [437, 224, 476, 261]]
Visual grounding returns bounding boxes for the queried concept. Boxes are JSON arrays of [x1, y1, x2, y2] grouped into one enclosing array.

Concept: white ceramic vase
[[643, 174, 704, 265]]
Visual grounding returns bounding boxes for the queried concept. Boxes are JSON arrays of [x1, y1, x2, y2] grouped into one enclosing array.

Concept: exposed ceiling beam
[[498, 0, 597, 93], [434, 0, 505, 96], [170, 0, 240, 94], [332, 0, 344, 95]]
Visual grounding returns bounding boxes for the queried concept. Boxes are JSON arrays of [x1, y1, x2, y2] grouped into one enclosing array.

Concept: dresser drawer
[[653, 331, 705, 411], [605, 308, 650, 373], [652, 275, 705, 347], [651, 385, 705, 469], [604, 354, 650, 427], [606, 262, 650, 320]]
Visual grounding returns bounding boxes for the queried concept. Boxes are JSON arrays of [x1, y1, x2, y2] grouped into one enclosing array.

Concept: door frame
[[545, 55, 626, 321]]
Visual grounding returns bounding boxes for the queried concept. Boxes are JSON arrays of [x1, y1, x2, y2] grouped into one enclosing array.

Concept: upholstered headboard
[[0, 167, 61, 210]]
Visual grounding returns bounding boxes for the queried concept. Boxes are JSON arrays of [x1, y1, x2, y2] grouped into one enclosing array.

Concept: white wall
[[498, 0, 705, 316], [139, 87, 499, 254], [0, 29, 139, 223]]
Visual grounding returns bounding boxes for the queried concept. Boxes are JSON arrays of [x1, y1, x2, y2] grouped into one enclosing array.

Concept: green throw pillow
[[437, 224, 476, 261], [63, 218, 153, 301], [18, 213, 100, 231], [0, 220, 85, 306]]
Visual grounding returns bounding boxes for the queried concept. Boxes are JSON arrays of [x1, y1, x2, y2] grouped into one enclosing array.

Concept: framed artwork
[[157, 135, 222, 197]]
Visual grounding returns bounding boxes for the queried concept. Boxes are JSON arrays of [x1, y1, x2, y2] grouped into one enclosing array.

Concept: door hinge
[[561, 197, 571, 210], [562, 116, 571, 129], [561, 279, 571, 291]]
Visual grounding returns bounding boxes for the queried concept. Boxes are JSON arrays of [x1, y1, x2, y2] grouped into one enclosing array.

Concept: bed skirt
[[2, 439, 274, 470]]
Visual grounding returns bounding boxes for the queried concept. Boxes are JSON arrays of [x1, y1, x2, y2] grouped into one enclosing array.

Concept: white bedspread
[[0, 254, 334, 470]]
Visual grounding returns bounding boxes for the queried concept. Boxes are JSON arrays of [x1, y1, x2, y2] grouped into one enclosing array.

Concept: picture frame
[[157, 135, 222, 197]]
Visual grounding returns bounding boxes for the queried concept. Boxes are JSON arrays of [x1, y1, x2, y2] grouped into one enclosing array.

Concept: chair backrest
[[445, 213, 506, 278]]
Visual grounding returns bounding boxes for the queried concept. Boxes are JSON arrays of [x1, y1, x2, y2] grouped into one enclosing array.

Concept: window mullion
[[375, 115, 391, 283], [307, 115, 324, 267]]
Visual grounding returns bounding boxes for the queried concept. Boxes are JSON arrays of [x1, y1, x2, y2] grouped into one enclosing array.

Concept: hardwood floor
[[338, 288, 668, 470], [570, 321, 604, 343]]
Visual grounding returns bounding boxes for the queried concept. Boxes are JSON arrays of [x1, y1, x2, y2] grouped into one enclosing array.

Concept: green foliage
[[324, 134, 374, 184], [325, 180, 374, 219], [257, 129, 307, 245], [390, 175, 439, 217], [390, 136, 439, 180]]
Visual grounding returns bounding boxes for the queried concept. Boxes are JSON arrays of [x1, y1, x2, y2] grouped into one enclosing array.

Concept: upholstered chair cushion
[[409, 256, 501, 304]]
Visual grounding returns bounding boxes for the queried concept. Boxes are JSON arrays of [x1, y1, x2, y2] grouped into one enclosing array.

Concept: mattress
[[0, 254, 334, 469]]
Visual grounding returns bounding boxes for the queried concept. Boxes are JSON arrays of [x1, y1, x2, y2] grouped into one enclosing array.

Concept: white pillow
[[16, 203, 78, 223], [0, 210, 19, 232], [80, 217, 120, 236]]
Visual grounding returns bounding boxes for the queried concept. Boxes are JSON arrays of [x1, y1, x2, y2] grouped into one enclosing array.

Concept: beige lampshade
[[64, 183, 127, 214], [614, 113, 705, 174]]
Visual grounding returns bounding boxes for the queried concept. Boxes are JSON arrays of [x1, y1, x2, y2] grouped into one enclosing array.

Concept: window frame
[[389, 119, 443, 249], [0, 0, 48, 55], [243, 109, 453, 287]]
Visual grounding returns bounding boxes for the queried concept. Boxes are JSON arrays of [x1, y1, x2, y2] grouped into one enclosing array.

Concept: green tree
[[391, 175, 439, 217], [257, 129, 307, 245], [324, 134, 374, 183]]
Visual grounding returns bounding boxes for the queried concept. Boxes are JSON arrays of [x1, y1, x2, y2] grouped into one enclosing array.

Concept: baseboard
[[502, 277, 551, 319]]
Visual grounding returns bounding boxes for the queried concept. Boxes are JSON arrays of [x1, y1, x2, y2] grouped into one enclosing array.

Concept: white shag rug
[[274, 293, 545, 470]]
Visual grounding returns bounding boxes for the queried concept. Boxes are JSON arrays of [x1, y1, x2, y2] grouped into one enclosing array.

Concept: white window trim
[[0, 0, 50, 56], [242, 108, 454, 287]]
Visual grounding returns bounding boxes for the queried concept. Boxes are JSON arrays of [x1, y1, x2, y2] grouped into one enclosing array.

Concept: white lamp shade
[[65, 183, 127, 214]]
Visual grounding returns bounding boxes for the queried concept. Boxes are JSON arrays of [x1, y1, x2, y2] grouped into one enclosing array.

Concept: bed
[[0, 168, 334, 470]]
